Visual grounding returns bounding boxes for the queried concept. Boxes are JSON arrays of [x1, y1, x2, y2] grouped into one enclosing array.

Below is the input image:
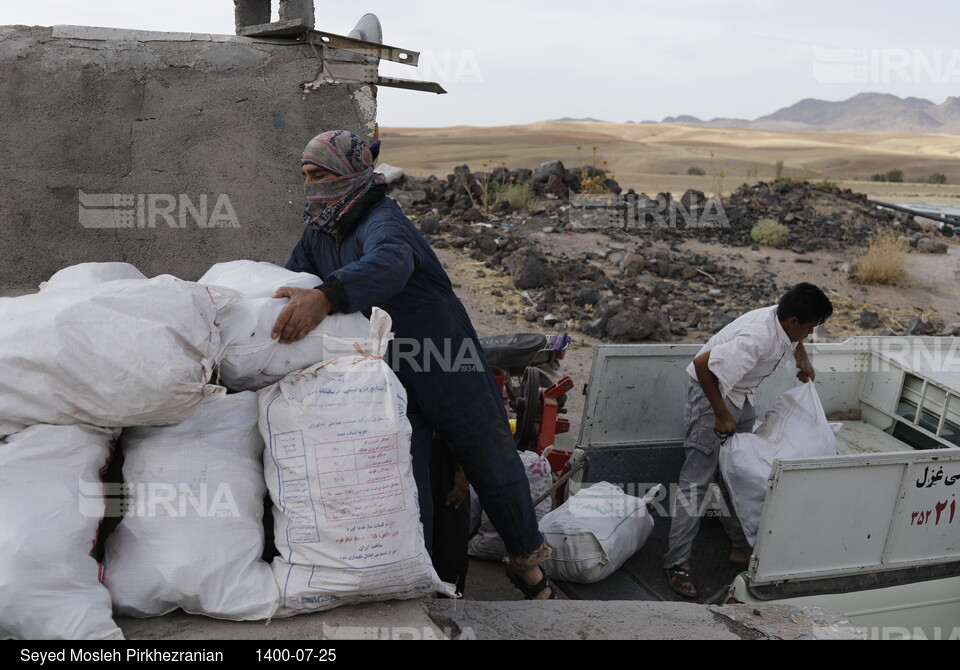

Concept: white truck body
[[574, 337, 960, 638]]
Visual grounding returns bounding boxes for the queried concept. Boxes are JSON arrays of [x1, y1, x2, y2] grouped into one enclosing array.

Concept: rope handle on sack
[[351, 341, 385, 361], [714, 428, 735, 445]]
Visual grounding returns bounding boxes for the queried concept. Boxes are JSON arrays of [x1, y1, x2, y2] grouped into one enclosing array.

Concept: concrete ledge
[[117, 600, 448, 641], [115, 599, 867, 640], [51, 25, 290, 44], [425, 600, 867, 640]]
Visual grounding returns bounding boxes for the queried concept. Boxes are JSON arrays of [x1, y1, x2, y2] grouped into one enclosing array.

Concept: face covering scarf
[[301, 130, 387, 232]]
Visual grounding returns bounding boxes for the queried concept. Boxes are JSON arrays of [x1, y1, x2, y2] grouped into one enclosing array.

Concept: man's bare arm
[[794, 341, 815, 383], [693, 350, 737, 435], [271, 287, 331, 344]]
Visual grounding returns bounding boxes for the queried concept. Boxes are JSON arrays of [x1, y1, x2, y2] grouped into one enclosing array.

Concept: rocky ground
[[384, 160, 960, 347]]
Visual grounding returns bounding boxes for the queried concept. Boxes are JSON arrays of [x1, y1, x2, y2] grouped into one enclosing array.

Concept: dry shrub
[[750, 218, 789, 248], [852, 232, 908, 285], [503, 182, 535, 210]]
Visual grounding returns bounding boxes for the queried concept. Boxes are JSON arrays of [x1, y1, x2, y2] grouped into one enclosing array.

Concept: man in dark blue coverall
[[270, 130, 556, 599]]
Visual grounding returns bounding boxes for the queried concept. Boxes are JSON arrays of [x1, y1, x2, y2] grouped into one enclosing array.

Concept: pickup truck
[[563, 336, 960, 639]]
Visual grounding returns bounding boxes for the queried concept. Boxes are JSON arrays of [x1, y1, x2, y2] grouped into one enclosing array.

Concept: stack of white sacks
[[0, 261, 451, 640]]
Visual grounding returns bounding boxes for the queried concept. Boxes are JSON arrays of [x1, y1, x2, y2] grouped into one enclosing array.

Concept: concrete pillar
[[279, 0, 315, 28], [233, 0, 271, 33]]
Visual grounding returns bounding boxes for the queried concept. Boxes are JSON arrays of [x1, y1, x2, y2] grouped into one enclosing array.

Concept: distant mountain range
[[552, 117, 610, 123], [559, 93, 960, 134]]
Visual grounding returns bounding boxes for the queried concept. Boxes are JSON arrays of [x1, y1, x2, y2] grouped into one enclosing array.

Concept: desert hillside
[[380, 122, 960, 203]]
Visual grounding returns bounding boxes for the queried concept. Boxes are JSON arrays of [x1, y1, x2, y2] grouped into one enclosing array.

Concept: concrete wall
[[0, 25, 377, 289]]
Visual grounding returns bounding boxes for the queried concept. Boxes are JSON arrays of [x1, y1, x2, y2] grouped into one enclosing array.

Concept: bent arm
[[325, 219, 418, 314], [694, 350, 737, 435], [794, 341, 815, 382]]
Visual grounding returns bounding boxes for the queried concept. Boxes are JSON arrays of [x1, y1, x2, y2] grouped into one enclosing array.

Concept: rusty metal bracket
[[304, 30, 418, 66], [303, 29, 446, 94], [374, 76, 447, 95]]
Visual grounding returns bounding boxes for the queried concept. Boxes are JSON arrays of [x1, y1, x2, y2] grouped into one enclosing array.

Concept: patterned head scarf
[[301, 130, 387, 231]]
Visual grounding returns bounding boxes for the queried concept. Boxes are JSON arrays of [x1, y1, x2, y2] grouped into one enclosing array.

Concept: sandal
[[664, 566, 700, 600], [505, 565, 559, 600]]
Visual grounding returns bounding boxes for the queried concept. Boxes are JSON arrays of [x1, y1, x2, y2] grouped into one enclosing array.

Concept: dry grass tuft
[[852, 232, 908, 285], [750, 218, 789, 248]]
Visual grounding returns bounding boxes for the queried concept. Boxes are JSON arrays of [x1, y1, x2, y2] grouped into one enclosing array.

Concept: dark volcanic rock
[[575, 287, 601, 307], [503, 246, 550, 289], [605, 310, 654, 342], [680, 189, 706, 210], [544, 173, 569, 199], [906, 316, 935, 335], [419, 215, 441, 235], [532, 161, 566, 184], [916, 237, 948, 254], [710, 310, 737, 332], [602, 178, 622, 195], [462, 207, 485, 223], [859, 310, 882, 329], [622, 253, 646, 275], [392, 189, 427, 210]]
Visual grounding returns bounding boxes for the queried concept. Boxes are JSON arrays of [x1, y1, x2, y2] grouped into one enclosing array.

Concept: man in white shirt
[[664, 283, 833, 599]]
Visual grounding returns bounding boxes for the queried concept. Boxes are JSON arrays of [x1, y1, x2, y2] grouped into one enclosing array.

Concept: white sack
[[541, 481, 654, 584], [199, 260, 320, 299], [39, 262, 146, 292], [719, 382, 837, 546], [200, 261, 371, 391], [375, 163, 405, 184], [0, 424, 123, 640], [103, 393, 279, 620], [260, 308, 454, 615], [0, 275, 235, 427], [468, 450, 553, 561]]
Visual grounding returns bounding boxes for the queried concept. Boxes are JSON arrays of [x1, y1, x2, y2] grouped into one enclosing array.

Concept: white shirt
[[686, 305, 798, 409]]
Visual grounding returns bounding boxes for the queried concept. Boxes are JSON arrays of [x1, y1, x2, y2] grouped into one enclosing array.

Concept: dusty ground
[[673, 238, 960, 337], [439, 231, 960, 344], [436, 246, 599, 450]]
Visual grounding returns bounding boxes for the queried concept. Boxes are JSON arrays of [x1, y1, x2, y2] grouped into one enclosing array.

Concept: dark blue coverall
[[286, 188, 543, 557]]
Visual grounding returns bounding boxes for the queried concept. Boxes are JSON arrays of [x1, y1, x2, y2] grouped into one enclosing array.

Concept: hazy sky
[[5, 1, 960, 127]]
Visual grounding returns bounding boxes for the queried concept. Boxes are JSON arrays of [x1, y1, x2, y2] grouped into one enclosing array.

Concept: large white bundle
[[468, 450, 553, 561], [215, 298, 372, 391], [103, 393, 279, 620], [261, 308, 454, 615], [0, 275, 235, 428], [541, 481, 654, 584], [719, 383, 837, 546], [0, 424, 123, 640], [39, 262, 146, 292], [200, 260, 371, 391], [199, 260, 320, 298]]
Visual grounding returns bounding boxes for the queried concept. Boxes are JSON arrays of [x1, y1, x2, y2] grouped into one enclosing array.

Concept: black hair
[[777, 283, 833, 325]]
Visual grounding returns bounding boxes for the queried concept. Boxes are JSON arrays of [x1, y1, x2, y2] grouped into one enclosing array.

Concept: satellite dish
[[348, 13, 382, 45]]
